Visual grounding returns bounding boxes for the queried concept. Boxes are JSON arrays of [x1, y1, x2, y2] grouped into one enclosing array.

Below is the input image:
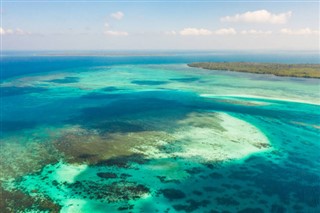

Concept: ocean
[[1, 51, 319, 212]]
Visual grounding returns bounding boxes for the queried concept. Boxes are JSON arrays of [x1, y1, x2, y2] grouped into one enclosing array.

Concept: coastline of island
[[188, 62, 320, 78]]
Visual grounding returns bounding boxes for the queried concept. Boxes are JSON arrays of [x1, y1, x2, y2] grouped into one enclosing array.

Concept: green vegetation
[[188, 62, 320, 78]]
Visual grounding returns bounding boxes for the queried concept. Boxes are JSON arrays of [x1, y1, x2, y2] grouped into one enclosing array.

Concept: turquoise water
[[1, 52, 319, 212]]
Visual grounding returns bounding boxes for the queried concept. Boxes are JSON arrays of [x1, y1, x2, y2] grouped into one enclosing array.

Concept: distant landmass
[[188, 62, 320, 78]]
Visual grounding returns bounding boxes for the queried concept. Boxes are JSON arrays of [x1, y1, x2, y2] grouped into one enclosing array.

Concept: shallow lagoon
[[1, 56, 320, 212]]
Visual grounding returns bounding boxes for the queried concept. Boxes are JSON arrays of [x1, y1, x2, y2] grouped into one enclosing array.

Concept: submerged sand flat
[[133, 112, 270, 162], [173, 113, 270, 161]]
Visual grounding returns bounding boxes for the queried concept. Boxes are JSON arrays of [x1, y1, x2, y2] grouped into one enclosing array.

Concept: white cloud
[[15, 28, 28, 35], [6, 29, 14, 34], [105, 30, 128, 36], [180, 28, 212, 36], [165, 30, 177, 36], [104, 18, 127, 36], [0, 27, 14, 35], [0, 27, 6, 35], [111, 11, 124, 20], [280, 28, 319, 35], [221, 10, 292, 24], [214, 28, 237, 35], [0, 27, 29, 35], [179, 28, 237, 36], [241, 29, 272, 35]]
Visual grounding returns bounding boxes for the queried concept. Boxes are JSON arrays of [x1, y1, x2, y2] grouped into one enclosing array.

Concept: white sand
[[135, 112, 271, 163], [173, 112, 270, 162], [201, 94, 320, 105]]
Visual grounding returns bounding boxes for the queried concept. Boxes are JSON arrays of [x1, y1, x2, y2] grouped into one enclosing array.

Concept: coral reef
[[0, 183, 61, 213]]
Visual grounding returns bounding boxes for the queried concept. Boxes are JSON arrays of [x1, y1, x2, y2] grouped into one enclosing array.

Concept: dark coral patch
[[101, 86, 123, 92], [209, 172, 223, 179], [160, 189, 186, 200], [203, 186, 224, 193], [118, 204, 134, 211], [185, 167, 204, 175], [67, 180, 149, 202], [131, 80, 168, 85], [215, 196, 240, 206], [96, 172, 117, 179], [1, 86, 48, 97], [238, 208, 264, 213], [238, 189, 255, 198], [271, 204, 286, 213], [78, 154, 97, 159], [120, 174, 132, 179], [169, 77, 200, 83], [156, 176, 181, 184], [173, 199, 210, 213], [95, 154, 148, 168], [192, 190, 203, 196], [47, 77, 80, 84]]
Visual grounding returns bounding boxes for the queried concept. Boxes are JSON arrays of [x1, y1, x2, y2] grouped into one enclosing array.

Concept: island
[[188, 62, 320, 78]]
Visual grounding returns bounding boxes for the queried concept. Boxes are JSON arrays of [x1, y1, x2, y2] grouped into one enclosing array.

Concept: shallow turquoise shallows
[[1, 52, 319, 213]]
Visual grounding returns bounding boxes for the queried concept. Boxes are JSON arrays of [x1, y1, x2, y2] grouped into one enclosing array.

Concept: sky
[[1, 0, 319, 50]]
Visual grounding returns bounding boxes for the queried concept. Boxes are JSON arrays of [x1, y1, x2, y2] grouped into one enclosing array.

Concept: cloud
[[241, 29, 272, 35], [180, 28, 212, 36], [0, 27, 14, 35], [111, 11, 124, 20], [0, 27, 30, 35], [165, 30, 177, 36], [105, 30, 128, 36], [104, 18, 127, 36], [214, 28, 237, 35], [179, 28, 237, 36], [280, 28, 319, 35], [221, 10, 292, 24], [15, 28, 28, 35], [0, 27, 6, 35]]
